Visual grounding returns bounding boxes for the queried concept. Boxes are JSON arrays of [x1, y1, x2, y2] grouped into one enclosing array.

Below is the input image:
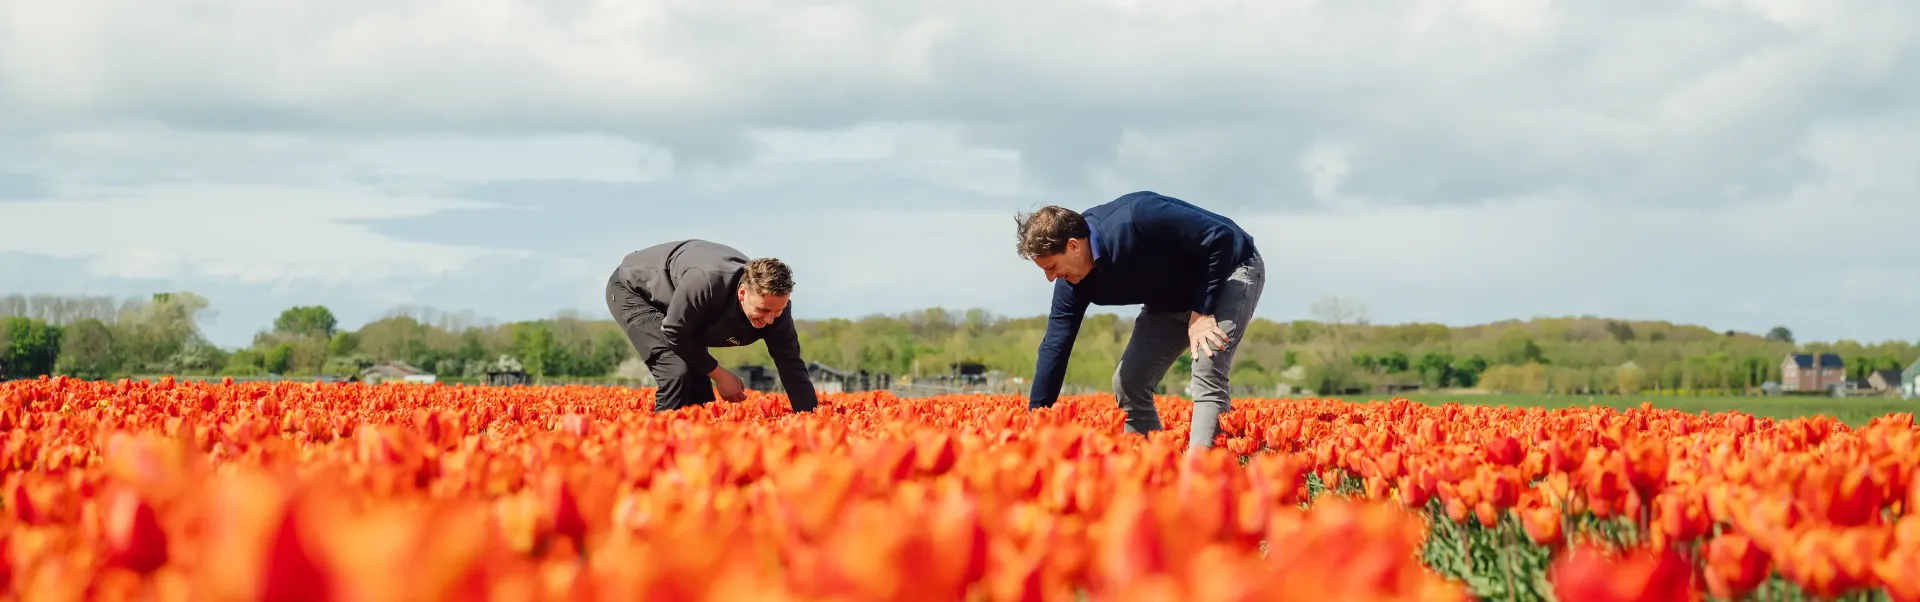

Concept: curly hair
[[741, 257, 794, 296], [1013, 205, 1090, 259]]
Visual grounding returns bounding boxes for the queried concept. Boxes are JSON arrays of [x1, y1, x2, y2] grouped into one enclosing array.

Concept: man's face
[[737, 286, 789, 328], [1033, 238, 1095, 284]]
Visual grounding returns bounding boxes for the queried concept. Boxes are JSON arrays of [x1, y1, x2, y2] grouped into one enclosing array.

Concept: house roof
[[1871, 369, 1901, 382], [1905, 358, 1920, 378], [361, 361, 428, 377], [1786, 353, 1844, 368], [807, 361, 853, 378]]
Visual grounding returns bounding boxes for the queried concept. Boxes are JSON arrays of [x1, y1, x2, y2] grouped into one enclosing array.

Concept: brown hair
[[1014, 205, 1090, 259], [741, 258, 794, 296]]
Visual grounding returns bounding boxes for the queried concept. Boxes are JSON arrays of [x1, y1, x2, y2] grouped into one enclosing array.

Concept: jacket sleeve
[[1028, 278, 1089, 409], [659, 271, 723, 376], [1145, 202, 1247, 316], [763, 309, 818, 412]]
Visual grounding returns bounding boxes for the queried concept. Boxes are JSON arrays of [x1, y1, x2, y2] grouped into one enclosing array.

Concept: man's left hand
[[1188, 312, 1229, 358]]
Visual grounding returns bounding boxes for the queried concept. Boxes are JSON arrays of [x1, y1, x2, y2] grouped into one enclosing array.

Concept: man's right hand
[[710, 366, 747, 402]]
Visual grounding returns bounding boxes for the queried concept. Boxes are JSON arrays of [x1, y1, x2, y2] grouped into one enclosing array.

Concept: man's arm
[[1143, 201, 1250, 317], [1028, 279, 1089, 409], [659, 271, 724, 376], [762, 310, 818, 412]]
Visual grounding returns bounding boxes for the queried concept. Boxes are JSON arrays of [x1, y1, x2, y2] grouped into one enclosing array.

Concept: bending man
[[604, 239, 818, 412], [1015, 191, 1265, 449]]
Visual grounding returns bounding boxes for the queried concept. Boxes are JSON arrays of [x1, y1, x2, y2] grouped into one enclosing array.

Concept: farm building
[[1904, 359, 1920, 399], [484, 355, 530, 386], [1867, 369, 1904, 395], [736, 365, 777, 391], [807, 362, 855, 394], [951, 362, 988, 386], [801, 362, 892, 394], [1779, 353, 1844, 393], [1839, 377, 1872, 396], [360, 361, 436, 385], [726, 363, 886, 395]]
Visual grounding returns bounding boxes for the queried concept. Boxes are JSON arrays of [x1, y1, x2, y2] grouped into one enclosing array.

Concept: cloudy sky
[[2, 0, 1916, 348]]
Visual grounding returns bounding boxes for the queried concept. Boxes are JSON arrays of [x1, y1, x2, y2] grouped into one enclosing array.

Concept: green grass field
[[1320, 392, 1916, 427]]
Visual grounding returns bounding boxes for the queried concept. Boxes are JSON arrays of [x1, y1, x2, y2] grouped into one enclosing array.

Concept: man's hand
[[1188, 312, 1229, 358], [710, 366, 747, 402]]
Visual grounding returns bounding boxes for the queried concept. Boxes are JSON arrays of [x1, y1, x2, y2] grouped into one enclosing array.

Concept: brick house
[[1780, 353, 1844, 393]]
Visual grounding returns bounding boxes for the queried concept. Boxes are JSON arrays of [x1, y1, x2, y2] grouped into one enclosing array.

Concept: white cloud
[[3, 0, 1912, 204], [0, 183, 514, 286], [343, 134, 674, 183], [0, 0, 1915, 346]]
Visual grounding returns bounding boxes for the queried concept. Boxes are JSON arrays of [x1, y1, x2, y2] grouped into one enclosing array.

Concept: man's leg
[[1113, 309, 1191, 435], [644, 348, 716, 412], [605, 274, 714, 412], [1187, 253, 1267, 449]]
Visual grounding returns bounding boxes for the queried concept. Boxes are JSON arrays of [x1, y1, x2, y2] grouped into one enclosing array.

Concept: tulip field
[[0, 377, 1916, 601]]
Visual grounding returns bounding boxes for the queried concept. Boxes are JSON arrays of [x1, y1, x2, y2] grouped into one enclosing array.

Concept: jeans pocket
[[1230, 263, 1259, 285]]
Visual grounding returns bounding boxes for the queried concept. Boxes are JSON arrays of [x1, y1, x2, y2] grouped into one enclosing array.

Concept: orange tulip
[[1702, 534, 1769, 600], [1653, 490, 1710, 547], [1549, 545, 1698, 602], [1519, 503, 1564, 549], [98, 486, 169, 574], [4, 378, 1917, 600]]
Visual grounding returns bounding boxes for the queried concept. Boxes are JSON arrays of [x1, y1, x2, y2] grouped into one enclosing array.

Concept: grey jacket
[[613, 239, 817, 410]]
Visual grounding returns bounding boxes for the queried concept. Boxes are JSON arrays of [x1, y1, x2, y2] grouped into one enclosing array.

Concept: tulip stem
[[1499, 519, 1519, 602]]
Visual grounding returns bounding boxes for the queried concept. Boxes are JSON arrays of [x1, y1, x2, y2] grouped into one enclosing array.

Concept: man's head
[[1015, 205, 1095, 284], [736, 257, 793, 328]]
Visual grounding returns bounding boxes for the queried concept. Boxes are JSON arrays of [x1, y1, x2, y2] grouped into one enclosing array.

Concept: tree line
[[2, 292, 1914, 395]]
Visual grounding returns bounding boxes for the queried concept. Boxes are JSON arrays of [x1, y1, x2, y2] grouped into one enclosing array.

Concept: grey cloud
[[963, 123, 1124, 193], [0, 171, 45, 199], [6, 0, 1915, 209], [370, 165, 1053, 255]]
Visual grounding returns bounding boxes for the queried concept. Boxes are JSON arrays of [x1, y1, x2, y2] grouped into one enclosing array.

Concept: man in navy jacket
[[1014, 191, 1266, 449], [604, 239, 819, 413]]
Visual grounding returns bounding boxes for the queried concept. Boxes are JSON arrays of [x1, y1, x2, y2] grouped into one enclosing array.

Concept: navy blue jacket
[[1028, 192, 1258, 408]]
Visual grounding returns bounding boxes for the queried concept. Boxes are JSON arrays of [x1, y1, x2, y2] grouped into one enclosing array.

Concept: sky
[[1, 0, 1916, 349]]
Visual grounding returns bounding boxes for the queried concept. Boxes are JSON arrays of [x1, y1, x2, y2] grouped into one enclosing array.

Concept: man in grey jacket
[[604, 239, 819, 412]]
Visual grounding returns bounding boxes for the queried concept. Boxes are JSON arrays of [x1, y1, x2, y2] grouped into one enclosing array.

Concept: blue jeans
[[1111, 252, 1266, 449]]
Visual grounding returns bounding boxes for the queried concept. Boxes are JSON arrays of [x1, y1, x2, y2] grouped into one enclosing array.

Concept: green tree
[[511, 322, 557, 377], [1603, 320, 1635, 343], [112, 291, 215, 373], [1765, 326, 1793, 343], [1416, 351, 1454, 388], [262, 343, 294, 374], [1451, 355, 1489, 388], [221, 349, 267, 376], [1494, 328, 1545, 365], [592, 329, 633, 374], [273, 305, 339, 339], [0, 317, 63, 378], [1351, 352, 1377, 372], [1285, 321, 1319, 344], [328, 331, 359, 357], [1377, 350, 1410, 373], [54, 318, 117, 379]]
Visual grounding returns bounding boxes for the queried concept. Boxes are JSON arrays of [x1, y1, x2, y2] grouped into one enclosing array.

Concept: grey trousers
[[1112, 253, 1266, 449]]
